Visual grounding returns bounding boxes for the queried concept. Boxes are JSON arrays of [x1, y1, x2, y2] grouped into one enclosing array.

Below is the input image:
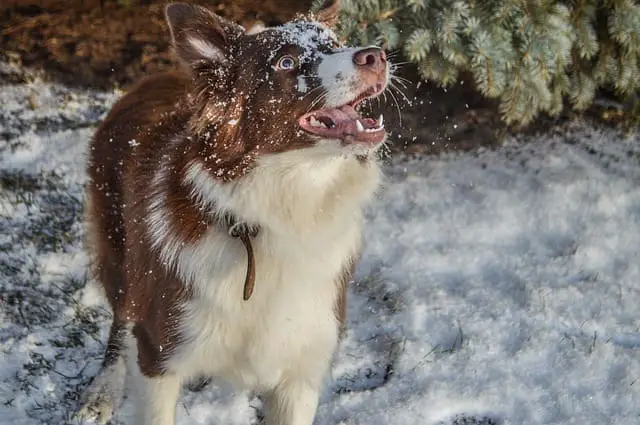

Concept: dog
[[78, 1, 389, 424]]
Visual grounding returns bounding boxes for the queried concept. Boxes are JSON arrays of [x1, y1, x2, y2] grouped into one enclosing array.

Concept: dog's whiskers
[[302, 85, 324, 99], [389, 80, 412, 106], [385, 85, 404, 127], [390, 74, 411, 89], [305, 92, 328, 113]]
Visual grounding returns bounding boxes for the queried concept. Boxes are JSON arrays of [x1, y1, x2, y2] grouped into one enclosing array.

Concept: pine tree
[[317, 0, 640, 125]]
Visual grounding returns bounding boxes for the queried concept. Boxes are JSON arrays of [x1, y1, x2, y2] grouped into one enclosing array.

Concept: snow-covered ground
[[1, 74, 639, 425]]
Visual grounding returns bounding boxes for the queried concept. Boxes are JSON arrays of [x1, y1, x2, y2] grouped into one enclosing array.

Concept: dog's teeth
[[377, 114, 384, 127], [310, 117, 326, 128], [355, 120, 364, 132]]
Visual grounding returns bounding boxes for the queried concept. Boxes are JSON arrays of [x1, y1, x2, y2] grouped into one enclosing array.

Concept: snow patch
[[1, 74, 639, 425]]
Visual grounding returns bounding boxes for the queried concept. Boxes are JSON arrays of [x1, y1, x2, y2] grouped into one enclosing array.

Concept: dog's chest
[[168, 218, 362, 390]]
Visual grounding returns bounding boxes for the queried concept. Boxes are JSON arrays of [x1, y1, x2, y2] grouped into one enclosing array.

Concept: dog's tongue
[[299, 105, 385, 145]]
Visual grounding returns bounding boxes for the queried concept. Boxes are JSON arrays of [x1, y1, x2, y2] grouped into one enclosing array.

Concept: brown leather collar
[[219, 213, 259, 301]]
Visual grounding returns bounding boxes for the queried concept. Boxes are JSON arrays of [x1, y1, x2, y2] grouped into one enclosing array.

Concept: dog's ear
[[165, 3, 244, 67], [315, 0, 340, 29]]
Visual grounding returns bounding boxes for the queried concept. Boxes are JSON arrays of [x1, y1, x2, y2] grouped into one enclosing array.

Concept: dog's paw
[[74, 360, 126, 424], [75, 391, 116, 424]]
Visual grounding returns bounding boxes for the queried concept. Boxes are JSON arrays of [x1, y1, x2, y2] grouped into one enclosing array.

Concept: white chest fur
[[169, 217, 362, 391], [155, 148, 382, 391]]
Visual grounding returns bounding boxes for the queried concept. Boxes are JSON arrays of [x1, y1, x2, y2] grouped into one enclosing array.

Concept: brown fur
[[86, 71, 191, 369]]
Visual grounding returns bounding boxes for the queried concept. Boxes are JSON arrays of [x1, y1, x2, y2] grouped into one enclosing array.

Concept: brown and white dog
[[78, 1, 389, 424]]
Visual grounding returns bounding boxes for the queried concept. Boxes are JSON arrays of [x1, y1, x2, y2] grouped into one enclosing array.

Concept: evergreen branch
[[336, 0, 640, 125]]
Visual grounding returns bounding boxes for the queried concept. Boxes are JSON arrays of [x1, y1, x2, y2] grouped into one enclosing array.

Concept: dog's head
[[166, 1, 390, 180]]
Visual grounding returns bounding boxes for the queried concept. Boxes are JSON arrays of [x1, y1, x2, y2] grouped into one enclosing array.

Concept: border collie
[[78, 1, 389, 423]]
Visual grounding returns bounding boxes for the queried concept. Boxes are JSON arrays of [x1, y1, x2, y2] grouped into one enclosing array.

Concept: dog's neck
[[181, 146, 382, 236]]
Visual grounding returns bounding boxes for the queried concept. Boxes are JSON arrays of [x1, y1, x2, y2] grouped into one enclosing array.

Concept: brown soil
[[1, 1, 626, 154], [0, 0, 311, 90]]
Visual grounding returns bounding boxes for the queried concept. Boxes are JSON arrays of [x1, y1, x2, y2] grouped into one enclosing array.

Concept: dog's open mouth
[[298, 84, 386, 145]]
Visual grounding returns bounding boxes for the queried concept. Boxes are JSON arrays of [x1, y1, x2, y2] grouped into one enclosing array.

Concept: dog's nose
[[352, 47, 387, 74]]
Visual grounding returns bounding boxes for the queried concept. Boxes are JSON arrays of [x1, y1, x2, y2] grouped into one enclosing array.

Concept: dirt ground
[[0, 0, 310, 89], [0, 0, 629, 154]]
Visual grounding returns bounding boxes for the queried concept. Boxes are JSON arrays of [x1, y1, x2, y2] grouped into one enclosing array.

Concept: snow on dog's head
[[165, 1, 389, 180]]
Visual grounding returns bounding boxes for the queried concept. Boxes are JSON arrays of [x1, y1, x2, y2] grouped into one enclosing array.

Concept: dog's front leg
[[128, 370, 181, 425], [264, 379, 321, 425], [124, 333, 181, 425]]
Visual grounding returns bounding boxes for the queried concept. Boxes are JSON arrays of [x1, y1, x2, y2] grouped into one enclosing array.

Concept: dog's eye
[[275, 55, 297, 71]]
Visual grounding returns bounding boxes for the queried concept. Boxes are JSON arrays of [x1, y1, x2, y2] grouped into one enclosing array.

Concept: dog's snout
[[352, 47, 387, 74]]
